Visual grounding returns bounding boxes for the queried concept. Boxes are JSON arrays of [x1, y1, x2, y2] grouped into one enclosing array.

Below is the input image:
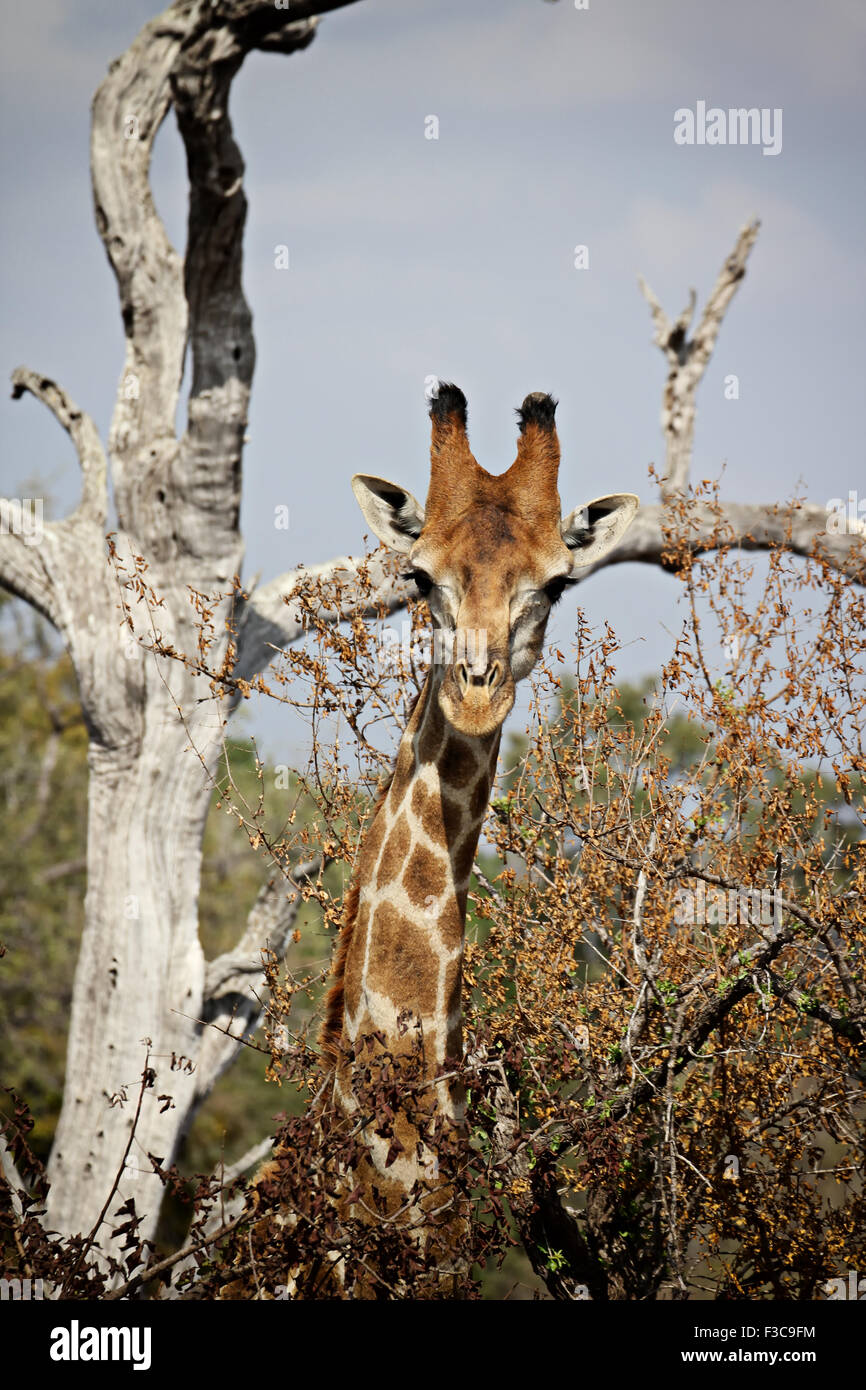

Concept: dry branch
[[639, 219, 760, 499]]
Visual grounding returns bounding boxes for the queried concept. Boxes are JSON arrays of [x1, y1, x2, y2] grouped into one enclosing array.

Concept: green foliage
[[0, 599, 87, 1155]]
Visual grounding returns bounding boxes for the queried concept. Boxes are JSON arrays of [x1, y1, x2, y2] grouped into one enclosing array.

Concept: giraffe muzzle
[[438, 655, 514, 736], [454, 657, 503, 695]]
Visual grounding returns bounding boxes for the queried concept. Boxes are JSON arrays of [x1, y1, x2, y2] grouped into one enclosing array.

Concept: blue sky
[[1, 0, 864, 760]]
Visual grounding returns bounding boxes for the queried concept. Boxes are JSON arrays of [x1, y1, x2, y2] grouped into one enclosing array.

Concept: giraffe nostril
[[455, 660, 503, 694]]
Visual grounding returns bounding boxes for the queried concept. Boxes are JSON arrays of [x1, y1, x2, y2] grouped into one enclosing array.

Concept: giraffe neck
[[335, 664, 500, 1103]]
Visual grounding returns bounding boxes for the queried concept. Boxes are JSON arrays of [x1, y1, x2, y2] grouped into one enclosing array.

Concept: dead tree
[[0, 0, 395, 1254]]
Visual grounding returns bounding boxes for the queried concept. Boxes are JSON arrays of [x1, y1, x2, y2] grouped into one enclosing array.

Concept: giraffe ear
[[352, 475, 425, 554], [561, 494, 640, 571]]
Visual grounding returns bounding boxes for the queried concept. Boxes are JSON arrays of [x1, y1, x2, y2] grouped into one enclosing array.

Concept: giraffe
[[245, 384, 638, 1297], [315, 383, 639, 1220]]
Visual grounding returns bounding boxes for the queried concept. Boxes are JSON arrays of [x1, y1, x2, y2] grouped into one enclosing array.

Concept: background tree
[[0, 593, 330, 1250], [0, 0, 391, 1254]]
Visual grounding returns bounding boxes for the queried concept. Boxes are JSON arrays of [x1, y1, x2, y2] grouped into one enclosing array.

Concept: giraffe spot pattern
[[376, 810, 411, 888], [337, 670, 501, 1191], [403, 842, 448, 908], [439, 733, 479, 790], [365, 900, 441, 1018], [451, 829, 478, 889]]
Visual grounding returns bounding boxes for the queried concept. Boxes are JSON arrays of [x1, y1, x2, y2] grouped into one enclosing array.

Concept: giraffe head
[[353, 384, 639, 737]]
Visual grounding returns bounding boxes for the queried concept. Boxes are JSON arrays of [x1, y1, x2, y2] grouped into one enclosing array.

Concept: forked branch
[[11, 368, 108, 525], [638, 219, 760, 499]]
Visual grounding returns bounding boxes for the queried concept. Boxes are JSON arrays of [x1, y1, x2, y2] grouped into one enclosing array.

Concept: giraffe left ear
[[352, 474, 426, 555], [561, 494, 640, 570]]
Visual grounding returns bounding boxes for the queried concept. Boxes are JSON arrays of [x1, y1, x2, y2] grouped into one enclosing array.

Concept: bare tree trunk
[[45, 563, 232, 1241], [2, 2, 390, 1256]]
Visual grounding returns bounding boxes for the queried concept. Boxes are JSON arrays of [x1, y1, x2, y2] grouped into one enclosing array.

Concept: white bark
[[585, 219, 864, 585], [638, 219, 759, 499], [577, 498, 865, 587], [2, 1, 364, 1259], [236, 552, 410, 681], [196, 858, 320, 1100]]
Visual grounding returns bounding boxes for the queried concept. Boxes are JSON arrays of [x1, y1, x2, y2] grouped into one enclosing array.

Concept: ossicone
[[429, 381, 468, 427], [516, 391, 558, 434]]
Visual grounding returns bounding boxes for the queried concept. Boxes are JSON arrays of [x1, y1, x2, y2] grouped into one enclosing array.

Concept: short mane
[[318, 735, 406, 1066]]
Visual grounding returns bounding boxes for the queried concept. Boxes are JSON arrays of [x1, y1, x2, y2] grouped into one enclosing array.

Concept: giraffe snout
[[439, 646, 514, 736], [454, 656, 503, 696]]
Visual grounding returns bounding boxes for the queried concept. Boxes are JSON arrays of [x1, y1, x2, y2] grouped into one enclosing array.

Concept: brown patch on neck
[[319, 693, 421, 1068]]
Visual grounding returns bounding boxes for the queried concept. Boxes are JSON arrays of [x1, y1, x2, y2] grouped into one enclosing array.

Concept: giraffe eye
[[405, 568, 433, 597], [543, 576, 575, 606]]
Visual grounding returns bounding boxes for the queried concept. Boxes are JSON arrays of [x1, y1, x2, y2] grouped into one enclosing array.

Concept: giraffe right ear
[[352, 475, 425, 554]]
